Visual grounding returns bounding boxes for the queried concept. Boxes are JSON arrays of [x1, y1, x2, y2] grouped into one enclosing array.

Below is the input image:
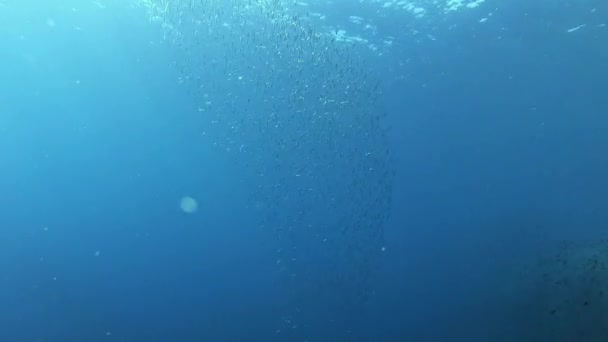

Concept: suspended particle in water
[[179, 196, 198, 214]]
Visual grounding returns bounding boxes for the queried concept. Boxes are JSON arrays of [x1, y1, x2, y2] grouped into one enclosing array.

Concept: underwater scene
[[0, 0, 607, 341]]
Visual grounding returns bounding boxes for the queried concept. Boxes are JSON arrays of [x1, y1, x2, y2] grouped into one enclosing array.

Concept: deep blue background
[[1, 0, 607, 341]]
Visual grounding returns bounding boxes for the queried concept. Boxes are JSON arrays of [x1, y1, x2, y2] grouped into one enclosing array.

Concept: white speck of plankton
[[381, 246, 386, 252], [567, 24, 586, 33]]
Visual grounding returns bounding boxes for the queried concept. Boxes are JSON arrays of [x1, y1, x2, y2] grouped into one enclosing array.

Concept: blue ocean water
[[1, 0, 607, 341]]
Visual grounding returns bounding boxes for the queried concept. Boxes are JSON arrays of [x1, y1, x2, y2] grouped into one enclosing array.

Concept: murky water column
[[136, 0, 394, 337]]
